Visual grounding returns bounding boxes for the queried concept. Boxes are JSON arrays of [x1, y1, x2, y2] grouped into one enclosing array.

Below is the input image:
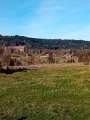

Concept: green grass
[[0, 66, 90, 120]]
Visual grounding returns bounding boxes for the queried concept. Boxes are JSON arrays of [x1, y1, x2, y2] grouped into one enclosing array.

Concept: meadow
[[0, 65, 90, 120]]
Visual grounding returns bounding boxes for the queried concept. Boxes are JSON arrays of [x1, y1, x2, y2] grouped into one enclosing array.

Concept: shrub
[[10, 59, 15, 66], [78, 54, 90, 65], [82, 55, 90, 65], [78, 55, 83, 62], [16, 60, 22, 66], [48, 52, 55, 63], [10, 58, 22, 66], [28, 57, 34, 65], [2, 54, 11, 68], [67, 59, 75, 63]]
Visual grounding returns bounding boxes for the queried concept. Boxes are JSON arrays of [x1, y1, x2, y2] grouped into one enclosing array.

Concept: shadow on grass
[[0, 67, 27, 74], [17, 116, 27, 120]]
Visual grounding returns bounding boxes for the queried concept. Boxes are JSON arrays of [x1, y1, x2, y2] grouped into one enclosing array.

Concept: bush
[[10, 59, 15, 66], [16, 60, 22, 66], [78, 54, 90, 65], [10, 59, 22, 66], [67, 59, 75, 63], [78, 55, 83, 62], [82, 55, 90, 65], [2, 54, 11, 68], [48, 52, 55, 63]]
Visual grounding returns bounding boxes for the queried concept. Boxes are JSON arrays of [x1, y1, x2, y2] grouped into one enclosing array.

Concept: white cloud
[[24, 0, 64, 37], [1, 0, 89, 40]]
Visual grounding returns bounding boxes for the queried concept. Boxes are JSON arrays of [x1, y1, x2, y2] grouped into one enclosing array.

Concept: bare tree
[[48, 52, 55, 63], [82, 55, 90, 65], [2, 54, 11, 68]]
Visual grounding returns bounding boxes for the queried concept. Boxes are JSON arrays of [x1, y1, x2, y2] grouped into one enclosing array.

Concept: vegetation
[[2, 54, 12, 68], [67, 59, 75, 63], [0, 66, 90, 120], [48, 52, 55, 63], [0, 34, 90, 49], [78, 54, 90, 65]]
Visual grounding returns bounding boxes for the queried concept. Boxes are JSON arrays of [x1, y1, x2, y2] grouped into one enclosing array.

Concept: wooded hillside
[[0, 34, 90, 49]]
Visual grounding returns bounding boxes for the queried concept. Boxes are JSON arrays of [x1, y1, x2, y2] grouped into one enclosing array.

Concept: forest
[[0, 34, 90, 49]]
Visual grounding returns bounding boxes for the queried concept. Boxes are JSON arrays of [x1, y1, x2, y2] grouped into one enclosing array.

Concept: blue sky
[[0, 0, 90, 40]]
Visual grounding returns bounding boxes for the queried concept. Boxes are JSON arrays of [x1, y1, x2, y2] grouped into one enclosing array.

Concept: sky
[[0, 0, 90, 40]]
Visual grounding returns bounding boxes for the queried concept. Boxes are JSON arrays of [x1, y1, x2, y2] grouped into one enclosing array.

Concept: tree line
[[0, 34, 90, 49]]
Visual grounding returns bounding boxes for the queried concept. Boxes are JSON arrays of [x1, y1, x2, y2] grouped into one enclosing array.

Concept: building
[[4, 46, 25, 53], [11, 53, 20, 58], [40, 52, 59, 58], [40, 52, 49, 58], [63, 54, 73, 58]]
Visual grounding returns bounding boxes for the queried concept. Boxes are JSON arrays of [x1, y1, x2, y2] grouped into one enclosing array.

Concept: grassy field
[[0, 65, 90, 120]]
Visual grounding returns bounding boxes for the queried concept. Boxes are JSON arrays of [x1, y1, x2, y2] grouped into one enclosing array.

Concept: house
[[52, 53, 60, 58], [11, 53, 20, 58], [40, 52, 59, 58], [63, 54, 73, 58], [4, 46, 25, 53], [40, 52, 49, 58]]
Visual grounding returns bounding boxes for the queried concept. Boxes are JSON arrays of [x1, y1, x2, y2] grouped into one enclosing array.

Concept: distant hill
[[0, 34, 90, 49]]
